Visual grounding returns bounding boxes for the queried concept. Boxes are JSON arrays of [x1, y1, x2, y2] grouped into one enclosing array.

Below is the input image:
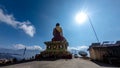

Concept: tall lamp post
[[87, 14, 99, 42], [75, 12, 99, 42]]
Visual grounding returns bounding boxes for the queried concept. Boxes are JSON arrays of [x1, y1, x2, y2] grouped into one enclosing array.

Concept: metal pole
[[87, 15, 99, 42]]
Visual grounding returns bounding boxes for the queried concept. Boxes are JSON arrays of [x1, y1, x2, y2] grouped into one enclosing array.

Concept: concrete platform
[[0, 58, 118, 68]]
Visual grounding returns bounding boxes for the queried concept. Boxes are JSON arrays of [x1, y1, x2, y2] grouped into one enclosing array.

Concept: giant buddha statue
[[52, 23, 66, 41], [35, 23, 72, 59]]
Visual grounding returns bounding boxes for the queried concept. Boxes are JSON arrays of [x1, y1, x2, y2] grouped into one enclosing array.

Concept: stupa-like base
[[39, 50, 72, 59], [35, 41, 72, 59]]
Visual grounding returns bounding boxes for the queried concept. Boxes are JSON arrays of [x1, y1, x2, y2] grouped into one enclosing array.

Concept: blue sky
[[0, 0, 120, 51]]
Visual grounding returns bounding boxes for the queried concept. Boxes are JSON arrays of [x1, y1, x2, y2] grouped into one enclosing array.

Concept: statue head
[[56, 23, 60, 26]]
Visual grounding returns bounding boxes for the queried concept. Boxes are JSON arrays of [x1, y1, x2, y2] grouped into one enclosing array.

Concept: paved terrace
[[0, 58, 118, 68]]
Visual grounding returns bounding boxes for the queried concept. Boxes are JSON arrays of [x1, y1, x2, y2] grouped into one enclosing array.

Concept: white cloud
[[14, 44, 43, 50], [68, 45, 89, 51], [19, 22, 35, 37], [26, 45, 43, 50], [0, 8, 35, 37], [14, 44, 26, 49]]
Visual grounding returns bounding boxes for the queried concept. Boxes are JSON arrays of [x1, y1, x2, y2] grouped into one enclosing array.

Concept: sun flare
[[75, 12, 87, 24]]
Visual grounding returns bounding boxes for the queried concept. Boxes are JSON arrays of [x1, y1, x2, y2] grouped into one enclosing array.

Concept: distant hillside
[[0, 48, 40, 60]]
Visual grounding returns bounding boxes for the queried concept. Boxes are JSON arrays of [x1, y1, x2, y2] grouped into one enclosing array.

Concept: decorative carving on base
[[36, 41, 72, 59]]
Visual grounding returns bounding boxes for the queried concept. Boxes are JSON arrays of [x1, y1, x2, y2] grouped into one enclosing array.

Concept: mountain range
[[0, 48, 40, 60]]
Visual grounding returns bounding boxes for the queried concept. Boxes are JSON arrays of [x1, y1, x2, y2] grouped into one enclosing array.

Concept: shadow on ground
[[91, 60, 120, 67]]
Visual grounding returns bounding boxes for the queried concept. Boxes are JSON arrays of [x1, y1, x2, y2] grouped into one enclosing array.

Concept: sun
[[75, 12, 87, 24]]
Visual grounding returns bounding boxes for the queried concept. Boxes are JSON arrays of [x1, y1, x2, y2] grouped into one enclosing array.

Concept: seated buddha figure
[[52, 23, 66, 41]]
